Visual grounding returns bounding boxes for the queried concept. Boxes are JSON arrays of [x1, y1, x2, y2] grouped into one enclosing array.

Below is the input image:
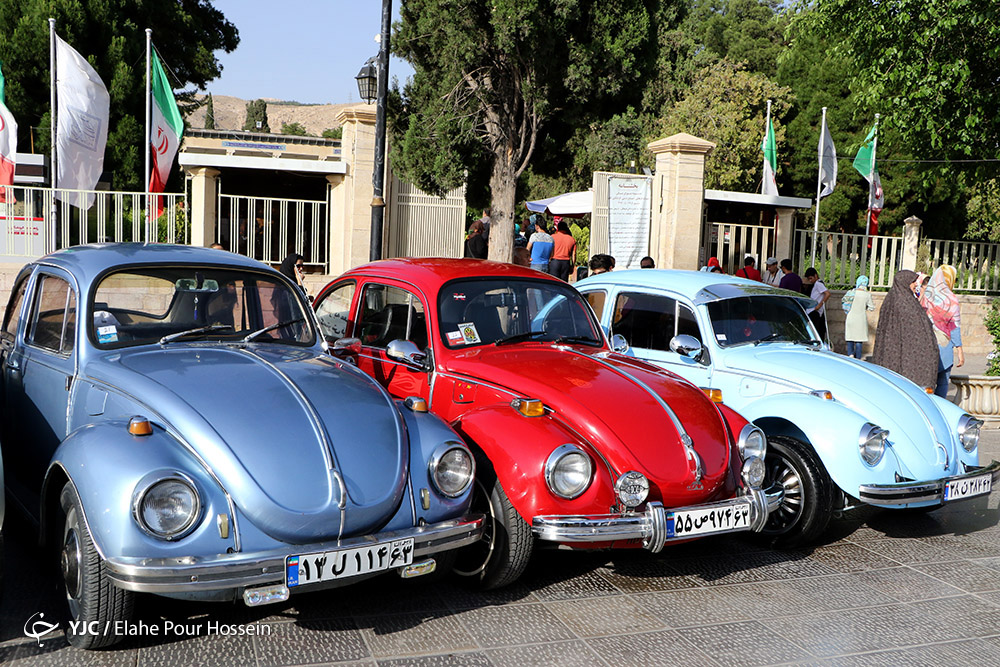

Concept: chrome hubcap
[[62, 512, 83, 617], [764, 453, 803, 533], [452, 477, 497, 578]]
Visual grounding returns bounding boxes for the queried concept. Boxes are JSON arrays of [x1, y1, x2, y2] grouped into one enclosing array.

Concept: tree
[[280, 121, 309, 136], [243, 99, 269, 133], [322, 127, 342, 140], [393, 0, 661, 262], [0, 0, 238, 191], [204, 93, 215, 129]]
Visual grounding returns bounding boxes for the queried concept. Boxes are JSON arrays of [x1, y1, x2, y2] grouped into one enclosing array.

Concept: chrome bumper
[[531, 487, 780, 553], [105, 515, 484, 594], [858, 460, 1000, 506]]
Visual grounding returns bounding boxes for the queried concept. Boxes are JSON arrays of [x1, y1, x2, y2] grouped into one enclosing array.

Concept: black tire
[[452, 463, 533, 589], [759, 436, 833, 548], [59, 482, 134, 649]]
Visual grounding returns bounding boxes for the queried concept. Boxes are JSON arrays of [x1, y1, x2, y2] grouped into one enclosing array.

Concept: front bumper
[[531, 487, 782, 553], [858, 460, 1000, 506], [105, 514, 483, 594]]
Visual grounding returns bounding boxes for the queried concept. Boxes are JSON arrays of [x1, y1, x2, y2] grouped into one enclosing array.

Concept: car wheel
[[60, 482, 134, 649], [759, 436, 833, 548], [452, 465, 533, 589]]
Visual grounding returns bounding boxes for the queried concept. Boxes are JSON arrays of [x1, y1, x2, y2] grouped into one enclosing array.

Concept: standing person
[[706, 257, 724, 273], [479, 208, 491, 242], [549, 220, 577, 281], [778, 259, 802, 293], [464, 219, 487, 259], [872, 269, 939, 388], [763, 257, 781, 286], [842, 275, 875, 359], [919, 265, 964, 398], [589, 254, 613, 275], [802, 267, 830, 341], [526, 215, 554, 273], [640, 256, 655, 268], [735, 255, 762, 281]]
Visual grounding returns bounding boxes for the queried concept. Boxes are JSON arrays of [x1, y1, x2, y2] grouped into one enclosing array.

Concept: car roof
[[343, 258, 560, 291], [577, 268, 814, 307]]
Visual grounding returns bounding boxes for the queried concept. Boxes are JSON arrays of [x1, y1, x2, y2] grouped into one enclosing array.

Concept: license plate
[[667, 500, 752, 538], [943, 474, 992, 502], [285, 538, 414, 588]]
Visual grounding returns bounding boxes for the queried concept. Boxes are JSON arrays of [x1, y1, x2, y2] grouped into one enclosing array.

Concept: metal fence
[[710, 222, 775, 274], [795, 229, 904, 289], [0, 184, 186, 258], [924, 238, 1000, 293], [385, 175, 466, 259], [216, 193, 328, 270]]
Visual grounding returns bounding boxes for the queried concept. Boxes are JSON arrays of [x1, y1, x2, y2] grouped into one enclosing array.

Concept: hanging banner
[[607, 176, 651, 269]]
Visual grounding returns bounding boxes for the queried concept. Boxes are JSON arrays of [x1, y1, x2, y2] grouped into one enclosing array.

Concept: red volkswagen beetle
[[313, 259, 780, 588]]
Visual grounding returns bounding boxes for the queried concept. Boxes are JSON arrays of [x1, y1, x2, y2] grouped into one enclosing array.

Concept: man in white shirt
[[763, 257, 781, 286], [802, 267, 830, 341]]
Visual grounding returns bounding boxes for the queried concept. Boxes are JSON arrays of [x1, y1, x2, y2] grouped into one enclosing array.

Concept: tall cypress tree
[[204, 93, 215, 129], [243, 99, 269, 133]]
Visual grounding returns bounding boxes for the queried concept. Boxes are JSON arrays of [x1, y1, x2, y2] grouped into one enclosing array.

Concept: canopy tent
[[525, 190, 592, 217]]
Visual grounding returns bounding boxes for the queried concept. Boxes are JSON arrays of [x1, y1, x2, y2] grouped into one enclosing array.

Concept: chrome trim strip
[[858, 460, 1000, 505], [435, 371, 520, 400]]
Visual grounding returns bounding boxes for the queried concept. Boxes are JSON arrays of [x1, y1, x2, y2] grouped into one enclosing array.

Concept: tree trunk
[[486, 156, 517, 263]]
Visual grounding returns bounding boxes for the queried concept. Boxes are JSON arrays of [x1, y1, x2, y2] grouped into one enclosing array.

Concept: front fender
[[43, 421, 233, 561], [739, 393, 895, 498], [452, 404, 617, 524]]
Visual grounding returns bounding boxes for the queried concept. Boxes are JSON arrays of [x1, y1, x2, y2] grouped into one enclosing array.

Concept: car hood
[[87, 345, 408, 542], [722, 344, 954, 467], [444, 345, 734, 504]]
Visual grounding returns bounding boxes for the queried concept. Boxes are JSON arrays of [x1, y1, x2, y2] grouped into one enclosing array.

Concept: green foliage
[[966, 179, 1000, 243], [280, 121, 309, 136], [569, 222, 590, 265], [156, 201, 188, 244], [321, 127, 342, 140], [0, 0, 238, 191], [985, 298, 1000, 376], [243, 99, 270, 133], [204, 93, 215, 129]]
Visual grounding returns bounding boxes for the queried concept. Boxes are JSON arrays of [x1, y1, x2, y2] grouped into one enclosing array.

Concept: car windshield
[[438, 278, 603, 348], [706, 295, 815, 347], [90, 265, 313, 348]]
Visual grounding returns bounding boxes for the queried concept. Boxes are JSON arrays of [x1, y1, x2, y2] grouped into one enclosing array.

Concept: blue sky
[[209, 0, 415, 104]]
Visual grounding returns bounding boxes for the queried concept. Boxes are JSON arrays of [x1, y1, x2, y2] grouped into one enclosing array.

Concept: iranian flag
[[148, 49, 183, 214], [0, 63, 17, 204], [761, 117, 778, 197]]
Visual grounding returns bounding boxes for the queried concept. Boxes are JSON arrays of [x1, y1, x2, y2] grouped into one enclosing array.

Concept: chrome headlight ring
[[958, 414, 983, 453], [428, 441, 476, 498], [131, 471, 202, 541], [738, 423, 767, 461], [858, 422, 888, 467], [741, 456, 766, 489], [544, 444, 593, 500], [614, 470, 649, 508]]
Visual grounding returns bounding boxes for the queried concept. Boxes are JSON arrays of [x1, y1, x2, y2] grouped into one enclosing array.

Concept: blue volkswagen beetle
[[0, 244, 482, 648], [577, 269, 999, 546]]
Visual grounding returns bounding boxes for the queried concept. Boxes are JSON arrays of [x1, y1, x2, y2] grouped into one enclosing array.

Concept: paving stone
[[376, 652, 492, 667], [524, 568, 621, 602], [441, 582, 539, 610], [903, 595, 1000, 641], [595, 556, 705, 593], [913, 559, 1000, 593], [253, 618, 370, 666], [355, 613, 478, 659], [485, 640, 603, 667], [137, 629, 259, 667], [782, 573, 893, 612], [633, 587, 749, 627], [545, 596, 666, 638], [5, 636, 138, 667], [851, 538, 955, 564], [671, 552, 840, 586], [678, 619, 813, 666], [829, 637, 1000, 667], [916, 533, 1000, 559], [454, 603, 574, 648], [587, 629, 718, 667], [762, 605, 932, 657], [850, 566, 965, 602], [802, 543, 900, 573], [711, 580, 822, 619]]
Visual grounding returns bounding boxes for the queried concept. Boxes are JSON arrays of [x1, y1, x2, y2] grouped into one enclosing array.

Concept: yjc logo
[[23, 612, 60, 647]]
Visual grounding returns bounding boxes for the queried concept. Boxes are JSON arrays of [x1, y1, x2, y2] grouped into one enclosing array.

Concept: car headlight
[[429, 442, 475, 497], [545, 444, 593, 499], [858, 422, 888, 466], [741, 456, 766, 489], [133, 474, 201, 540], [615, 471, 649, 508], [738, 424, 767, 460], [958, 414, 983, 453]]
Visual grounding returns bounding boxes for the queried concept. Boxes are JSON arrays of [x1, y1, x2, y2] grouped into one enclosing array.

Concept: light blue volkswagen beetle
[[577, 269, 999, 546], [0, 244, 482, 648]]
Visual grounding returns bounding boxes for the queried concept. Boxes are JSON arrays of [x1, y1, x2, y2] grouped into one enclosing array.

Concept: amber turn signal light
[[701, 388, 724, 403], [511, 398, 545, 417], [925, 387, 935, 394], [128, 416, 153, 436]]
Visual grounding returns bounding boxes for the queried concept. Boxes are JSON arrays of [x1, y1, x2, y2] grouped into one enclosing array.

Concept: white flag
[[818, 116, 837, 198], [55, 34, 110, 210], [0, 100, 16, 203]]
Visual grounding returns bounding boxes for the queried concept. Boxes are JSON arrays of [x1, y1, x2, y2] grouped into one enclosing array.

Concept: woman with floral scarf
[[919, 265, 964, 397]]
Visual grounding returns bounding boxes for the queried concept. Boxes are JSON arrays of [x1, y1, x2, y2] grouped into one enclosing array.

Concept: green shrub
[[985, 298, 1000, 376]]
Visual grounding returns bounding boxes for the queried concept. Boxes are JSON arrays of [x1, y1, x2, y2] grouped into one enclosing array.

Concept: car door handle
[[6, 357, 20, 372]]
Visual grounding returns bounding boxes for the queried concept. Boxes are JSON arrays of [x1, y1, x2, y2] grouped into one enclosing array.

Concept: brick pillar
[[646, 133, 715, 271], [328, 106, 378, 276], [185, 166, 220, 247], [901, 215, 923, 271]]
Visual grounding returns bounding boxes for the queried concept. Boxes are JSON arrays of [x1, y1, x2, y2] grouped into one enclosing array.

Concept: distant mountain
[[186, 94, 361, 136]]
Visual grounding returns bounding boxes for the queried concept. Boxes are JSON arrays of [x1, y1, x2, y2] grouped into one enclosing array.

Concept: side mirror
[[387, 339, 428, 369], [669, 334, 704, 362], [331, 337, 362, 357], [610, 334, 629, 354]]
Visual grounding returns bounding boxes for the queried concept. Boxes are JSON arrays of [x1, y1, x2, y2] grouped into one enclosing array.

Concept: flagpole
[[49, 17, 56, 253], [812, 106, 827, 265], [863, 113, 879, 275], [145, 28, 152, 242], [763, 99, 771, 196]]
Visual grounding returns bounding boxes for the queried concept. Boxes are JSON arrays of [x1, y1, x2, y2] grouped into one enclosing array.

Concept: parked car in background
[[577, 269, 999, 546], [313, 258, 780, 589], [0, 244, 482, 648]]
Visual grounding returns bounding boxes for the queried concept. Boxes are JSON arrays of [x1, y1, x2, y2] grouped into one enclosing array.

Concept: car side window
[[3, 275, 28, 339], [584, 290, 607, 319], [677, 302, 702, 344], [315, 281, 356, 339], [357, 284, 428, 350], [612, 292, 701, 352], [27, 274, 76, 355]]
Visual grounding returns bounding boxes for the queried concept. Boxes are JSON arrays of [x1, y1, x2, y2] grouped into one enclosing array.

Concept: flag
[[148, 49, 183, 215], [818, 115, 837, 198], [761, 117, 778, 196], [0, 63, 16, 203], [55, 34, 110, 210], [853, 123, 884, 208]]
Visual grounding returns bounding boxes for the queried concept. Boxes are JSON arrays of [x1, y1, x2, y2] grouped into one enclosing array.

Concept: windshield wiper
[[494, 329, 547, 346], [753, 333, 785, 346], [795, 339, 823, 347], [159, 324, 234, 345], [552, 335, 599, 345], [243, 318, 306, 343]]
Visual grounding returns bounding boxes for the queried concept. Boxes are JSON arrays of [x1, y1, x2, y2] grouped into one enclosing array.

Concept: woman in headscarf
[[872, 269, 939, 388], [919, 265, 964, 397], [842, 275, 875, 359], [464, 219, 487, 259]]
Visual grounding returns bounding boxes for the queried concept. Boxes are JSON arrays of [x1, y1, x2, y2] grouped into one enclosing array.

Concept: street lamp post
[[355, 0, 391, 262]]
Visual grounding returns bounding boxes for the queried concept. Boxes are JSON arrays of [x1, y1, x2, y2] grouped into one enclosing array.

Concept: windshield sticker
[[458, 322, 481, 344], [446, 330, 463, 343], [452, 293, 466, 301], [97, 325, 118, 344], [716, 333, 727, 341]]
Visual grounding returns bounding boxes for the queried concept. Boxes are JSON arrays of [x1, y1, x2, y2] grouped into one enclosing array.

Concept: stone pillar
[[774, 207, 797, 265], [328, 105, 378, 276], [185, 167, 220, 247], [901, 215, 923, 271], [646, 133, 715, 271]]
